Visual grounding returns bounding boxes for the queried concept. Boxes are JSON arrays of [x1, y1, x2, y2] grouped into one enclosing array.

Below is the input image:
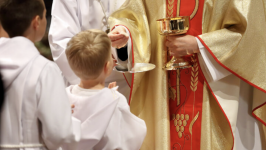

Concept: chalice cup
[[157, 16, 192, 70]]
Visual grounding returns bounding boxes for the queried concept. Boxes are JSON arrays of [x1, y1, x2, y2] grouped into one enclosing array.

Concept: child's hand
[[108, 82, 117, 89], [71, 104, 75, 114]]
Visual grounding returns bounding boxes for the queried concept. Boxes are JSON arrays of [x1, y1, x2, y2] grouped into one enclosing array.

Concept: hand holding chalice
[[157, 16, 194, 70]]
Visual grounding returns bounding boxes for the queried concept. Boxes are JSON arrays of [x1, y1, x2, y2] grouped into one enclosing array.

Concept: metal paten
[[157, 16, 193, 70], [114, 63, 156, 73]]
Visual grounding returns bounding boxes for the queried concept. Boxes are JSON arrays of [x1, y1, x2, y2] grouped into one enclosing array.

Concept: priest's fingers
[[108, 27, 128, 41], [165, 40, 171, 48], [169, 51, 183, 58], [108, 33, 126, 41], [166, 35, 184, 41], [110, 26, 128, 36], [169, 50, 177, 57], [168, 48, 177, 56], [111, 38, 128, 48], [165, 40, 179, 49], [169, 48, 187, 57]]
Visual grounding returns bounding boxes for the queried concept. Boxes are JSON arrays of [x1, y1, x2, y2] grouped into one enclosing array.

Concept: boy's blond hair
[[66, 29, 111, 80]]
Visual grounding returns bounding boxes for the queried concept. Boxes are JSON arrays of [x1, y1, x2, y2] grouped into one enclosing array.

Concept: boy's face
[[35, 1, 47, 42]]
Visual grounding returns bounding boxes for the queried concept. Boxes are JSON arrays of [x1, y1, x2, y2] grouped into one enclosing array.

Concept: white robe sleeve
[[48, 0, 81, 85], [196, 37, 231, 82], [36, 62, 81, 150]]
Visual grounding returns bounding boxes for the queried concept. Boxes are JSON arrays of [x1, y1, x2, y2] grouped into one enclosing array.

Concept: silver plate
[[113, 63, 156, 73]]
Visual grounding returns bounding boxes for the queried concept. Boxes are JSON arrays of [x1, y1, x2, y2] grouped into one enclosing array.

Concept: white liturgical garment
[[66, 85, 147, 150], [0, 37, 81, 150], [49, 0, 131, 99]]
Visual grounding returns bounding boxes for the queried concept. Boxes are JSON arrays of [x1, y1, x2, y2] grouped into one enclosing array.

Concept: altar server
[[65, 29, 147, 150], [49, 0, 132, 100], [0, 0, 121, 149]]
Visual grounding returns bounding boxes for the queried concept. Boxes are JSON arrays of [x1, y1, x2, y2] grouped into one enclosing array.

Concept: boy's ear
[[32, 16, 41, 31], [104, 61, 110, 74]]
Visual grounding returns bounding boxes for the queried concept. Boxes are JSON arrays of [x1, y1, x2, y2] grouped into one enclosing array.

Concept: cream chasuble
[[109, 0, 266, 149]]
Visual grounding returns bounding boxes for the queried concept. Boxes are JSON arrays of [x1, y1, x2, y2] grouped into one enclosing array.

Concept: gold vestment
[[109, 0, 266, 149]]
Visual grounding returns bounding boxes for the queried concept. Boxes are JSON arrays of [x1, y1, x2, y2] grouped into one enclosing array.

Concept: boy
[[65, 29, 147, 150], [0, 0, 119, 149]]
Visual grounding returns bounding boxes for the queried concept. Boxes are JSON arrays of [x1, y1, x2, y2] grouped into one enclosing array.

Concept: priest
[[108, 0, 266, 149]]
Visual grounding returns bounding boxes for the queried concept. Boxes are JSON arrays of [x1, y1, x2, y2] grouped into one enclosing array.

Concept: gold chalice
[[157, 16, 192, 70]]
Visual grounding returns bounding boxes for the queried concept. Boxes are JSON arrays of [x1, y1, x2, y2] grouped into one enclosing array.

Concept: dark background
[[44, 0, 52, 27], [37, 0, 53, 60]]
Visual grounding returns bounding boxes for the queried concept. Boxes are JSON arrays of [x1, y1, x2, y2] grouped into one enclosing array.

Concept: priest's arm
[[48, 0, 81, 85]]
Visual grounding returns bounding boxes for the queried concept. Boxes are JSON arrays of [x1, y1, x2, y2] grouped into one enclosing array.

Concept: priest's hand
[[165, 35, 200, 57], [108, 26, 129, 49]]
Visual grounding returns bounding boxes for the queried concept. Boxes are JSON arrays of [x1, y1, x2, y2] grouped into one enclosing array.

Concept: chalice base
[[163, 57, 192, 70]]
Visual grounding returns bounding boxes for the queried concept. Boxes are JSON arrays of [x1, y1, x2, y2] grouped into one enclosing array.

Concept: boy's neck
[[0, 26, 8, 38], [23, 28, 38, 43], [24, 33, 36, 43], [79, 79, 105, 90]]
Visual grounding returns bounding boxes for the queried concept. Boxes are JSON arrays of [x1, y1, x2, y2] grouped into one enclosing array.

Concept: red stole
[[166, 0, 205, 149]]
